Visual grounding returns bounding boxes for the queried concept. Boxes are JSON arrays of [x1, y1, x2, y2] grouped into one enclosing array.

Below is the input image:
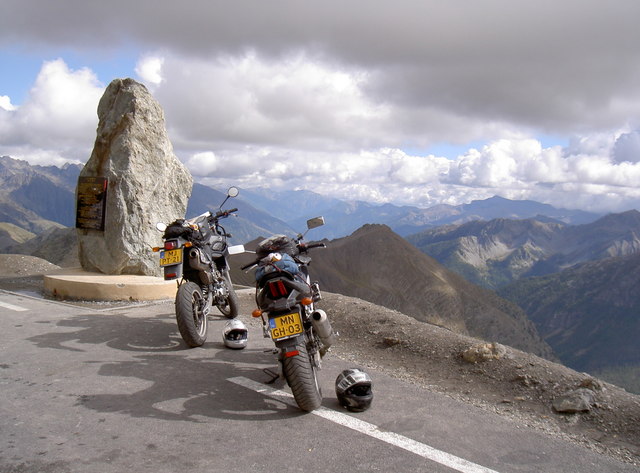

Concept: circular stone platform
[[43, 268, 177, 301]]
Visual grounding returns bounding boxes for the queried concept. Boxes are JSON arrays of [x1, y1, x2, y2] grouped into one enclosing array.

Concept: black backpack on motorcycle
[[163, 220, 197, 240], [256, 234, 298, 258]]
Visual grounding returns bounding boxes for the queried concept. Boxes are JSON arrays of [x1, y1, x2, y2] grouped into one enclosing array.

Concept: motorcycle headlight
[[212, 240, 226, 252]]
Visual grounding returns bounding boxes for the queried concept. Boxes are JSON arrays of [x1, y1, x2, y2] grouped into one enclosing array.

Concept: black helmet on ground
[[335, 368, 373, 412]]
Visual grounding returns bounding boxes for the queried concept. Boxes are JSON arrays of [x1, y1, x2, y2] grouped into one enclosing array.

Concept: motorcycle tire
[[175, 281, 208, 347], [282, 339, 322, 412], [216, 273, 239, 319]]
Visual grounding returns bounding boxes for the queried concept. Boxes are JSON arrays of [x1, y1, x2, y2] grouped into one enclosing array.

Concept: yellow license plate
[[269, 312, 303, 340], [159, 248, 182, 266]]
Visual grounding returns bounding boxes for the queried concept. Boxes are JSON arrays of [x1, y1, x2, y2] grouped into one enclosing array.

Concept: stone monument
[[76, 78, 193, 276]]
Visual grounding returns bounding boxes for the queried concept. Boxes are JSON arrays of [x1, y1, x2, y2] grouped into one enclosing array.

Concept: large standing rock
[[77, 78, 193, 276]]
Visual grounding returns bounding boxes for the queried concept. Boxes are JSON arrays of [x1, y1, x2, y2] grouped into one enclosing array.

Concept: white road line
[[0, 300, 29, 312], [228, 376, 500, 473]]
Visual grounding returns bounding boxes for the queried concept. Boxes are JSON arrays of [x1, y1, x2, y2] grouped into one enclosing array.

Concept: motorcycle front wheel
[[216, 273, 239, 319], [282, 339, 322, 412], [175, 281, 208, 347]]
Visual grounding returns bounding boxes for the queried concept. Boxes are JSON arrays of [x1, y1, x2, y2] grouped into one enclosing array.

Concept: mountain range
[[406, 211, 640, 289], [404, 211, 640, 393], [239, 188, 602, 239], [0, 156, 81, 233]]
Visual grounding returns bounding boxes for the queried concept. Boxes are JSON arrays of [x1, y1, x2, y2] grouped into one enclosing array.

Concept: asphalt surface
[[1, 288, 637, 473]]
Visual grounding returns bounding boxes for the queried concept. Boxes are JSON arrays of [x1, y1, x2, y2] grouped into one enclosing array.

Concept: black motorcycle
[[154, 187, 240, 347], [240, 216, 335, 411]]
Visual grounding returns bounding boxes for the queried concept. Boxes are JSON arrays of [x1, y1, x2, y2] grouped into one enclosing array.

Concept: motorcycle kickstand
[[262, 367, 280, 384]]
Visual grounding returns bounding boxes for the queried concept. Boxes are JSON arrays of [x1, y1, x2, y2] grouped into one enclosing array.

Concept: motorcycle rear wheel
[[175, 281, 208, 347], [282, 339, 322, 412]]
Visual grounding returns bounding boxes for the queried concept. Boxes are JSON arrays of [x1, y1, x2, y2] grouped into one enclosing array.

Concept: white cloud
[[186, 132, 640, 213], [0, 95, 16, 111], [143, 52, 389, 153], [135, 55, 164, 85], [0, 59, 103, 164]]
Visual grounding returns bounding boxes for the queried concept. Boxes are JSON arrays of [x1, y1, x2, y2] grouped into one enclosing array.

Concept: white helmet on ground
[[222, 319, 248, 349]]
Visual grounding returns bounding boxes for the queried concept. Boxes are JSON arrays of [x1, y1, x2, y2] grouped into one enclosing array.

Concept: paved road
[[1, 288, 636, 473]]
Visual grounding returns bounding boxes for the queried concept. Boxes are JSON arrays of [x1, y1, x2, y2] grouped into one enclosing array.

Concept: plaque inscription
[[76, 176, 108, 231]]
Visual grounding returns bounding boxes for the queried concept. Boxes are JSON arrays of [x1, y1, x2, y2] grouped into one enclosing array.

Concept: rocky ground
[[1, 254, 639, 467]]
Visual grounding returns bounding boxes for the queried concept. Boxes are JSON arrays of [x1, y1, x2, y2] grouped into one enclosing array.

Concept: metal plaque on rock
[[76, 176, 108, 231]]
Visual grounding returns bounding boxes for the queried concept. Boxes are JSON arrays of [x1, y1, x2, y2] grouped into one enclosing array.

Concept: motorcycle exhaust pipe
[[188, 248, 210, 271], [311, 309, 336, 353]]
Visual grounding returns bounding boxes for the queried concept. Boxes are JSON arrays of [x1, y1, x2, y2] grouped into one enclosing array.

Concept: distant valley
[[498, 254, 640, 394]]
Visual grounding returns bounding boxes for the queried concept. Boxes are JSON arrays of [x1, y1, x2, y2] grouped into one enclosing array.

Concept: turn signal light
[[300, 297, 313, 306], [252, 309, 263, 318], [152, 247, 160, 252]]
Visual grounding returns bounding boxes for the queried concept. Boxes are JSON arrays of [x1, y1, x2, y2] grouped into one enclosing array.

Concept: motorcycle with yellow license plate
[[153, 187, 240, 348], [239, 216, 336, 412]]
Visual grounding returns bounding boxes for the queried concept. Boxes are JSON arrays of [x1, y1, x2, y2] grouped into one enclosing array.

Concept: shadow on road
[[25, 310, 309, 423]]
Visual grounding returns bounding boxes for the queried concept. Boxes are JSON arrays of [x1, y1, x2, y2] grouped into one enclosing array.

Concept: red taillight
[[268, 280, 289, 298], [164, 240, 179, 250], [165, 272, 178, 279], [284, 350, 299, 358]]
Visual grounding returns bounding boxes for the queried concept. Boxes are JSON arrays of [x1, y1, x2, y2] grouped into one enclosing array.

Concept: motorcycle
[[153, 187, 241, 348], [239, 216, 336, 412]]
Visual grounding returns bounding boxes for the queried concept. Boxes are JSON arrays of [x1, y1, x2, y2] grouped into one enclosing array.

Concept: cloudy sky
[[2, 0, 640, 213]]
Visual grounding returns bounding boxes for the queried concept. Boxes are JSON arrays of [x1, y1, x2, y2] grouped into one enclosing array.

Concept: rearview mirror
[[156, 222, 167, 232], [306, 216, 325, 230], [227, 186, 239, 198]]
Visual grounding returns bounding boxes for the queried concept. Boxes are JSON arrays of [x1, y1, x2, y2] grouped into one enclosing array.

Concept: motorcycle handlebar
[[299, 241, 326, 251], [211, 208, 238, 220]]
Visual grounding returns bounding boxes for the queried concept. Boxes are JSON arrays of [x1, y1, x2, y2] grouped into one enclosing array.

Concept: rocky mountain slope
[[315, 224, 554, 359], [407, 210, 640, 289], [0, 222, 36, 251], [499, 253, 640, 394], [5, 226, 79, 267], [0, 155, 80, 233]]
